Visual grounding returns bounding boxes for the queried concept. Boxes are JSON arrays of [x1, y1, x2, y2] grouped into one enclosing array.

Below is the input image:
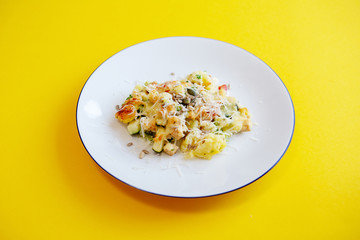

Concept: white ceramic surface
[[76, 37, 295, 198]]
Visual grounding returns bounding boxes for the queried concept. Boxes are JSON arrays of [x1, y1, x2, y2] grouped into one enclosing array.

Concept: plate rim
[[76, 36, 295, 198]]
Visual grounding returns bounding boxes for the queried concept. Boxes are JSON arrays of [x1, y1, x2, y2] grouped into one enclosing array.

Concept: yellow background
[[1, 0, 359, 239]]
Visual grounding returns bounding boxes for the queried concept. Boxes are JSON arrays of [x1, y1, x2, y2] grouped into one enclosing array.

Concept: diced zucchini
[[152, 127, 166, 152], [127, 119, 140, 135], [152, 140, 164, 153]]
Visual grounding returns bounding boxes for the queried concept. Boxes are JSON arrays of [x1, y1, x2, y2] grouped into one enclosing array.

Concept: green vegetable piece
[[127, 120, 140, 135], [152, 127, 166, 152], [145, 135, 153, 141], [152, 141, 164, 153]]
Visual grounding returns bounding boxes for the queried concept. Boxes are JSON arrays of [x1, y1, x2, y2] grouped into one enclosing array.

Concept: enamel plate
[[76, 37, 295, 198]]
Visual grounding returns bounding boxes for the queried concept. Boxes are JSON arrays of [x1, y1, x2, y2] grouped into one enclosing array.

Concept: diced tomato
[[218, 84, 227, 91]]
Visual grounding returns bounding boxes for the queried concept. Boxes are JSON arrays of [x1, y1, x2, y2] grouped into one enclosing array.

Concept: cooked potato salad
[[115, 71, 252, 159]]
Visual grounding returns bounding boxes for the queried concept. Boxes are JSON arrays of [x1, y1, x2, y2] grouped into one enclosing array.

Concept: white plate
[[76, 37, 295, 198]]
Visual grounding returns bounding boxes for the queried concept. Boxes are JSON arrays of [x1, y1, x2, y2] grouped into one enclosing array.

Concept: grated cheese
[[250, 137, 260, 142], [175, 165, 183, 177]]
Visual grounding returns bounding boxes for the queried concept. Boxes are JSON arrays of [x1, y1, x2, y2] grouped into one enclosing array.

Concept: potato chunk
[[163, 143, 179, 156]]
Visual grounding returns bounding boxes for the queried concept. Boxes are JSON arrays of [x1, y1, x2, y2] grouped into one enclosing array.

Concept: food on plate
[[115, 71, 252, 159]]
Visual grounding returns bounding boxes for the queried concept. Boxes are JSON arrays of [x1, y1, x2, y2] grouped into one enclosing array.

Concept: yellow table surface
[[1, 0, 359, 239]]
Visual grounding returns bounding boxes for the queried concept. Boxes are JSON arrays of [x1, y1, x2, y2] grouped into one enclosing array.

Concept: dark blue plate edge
[[75, 36, 295, 199]]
